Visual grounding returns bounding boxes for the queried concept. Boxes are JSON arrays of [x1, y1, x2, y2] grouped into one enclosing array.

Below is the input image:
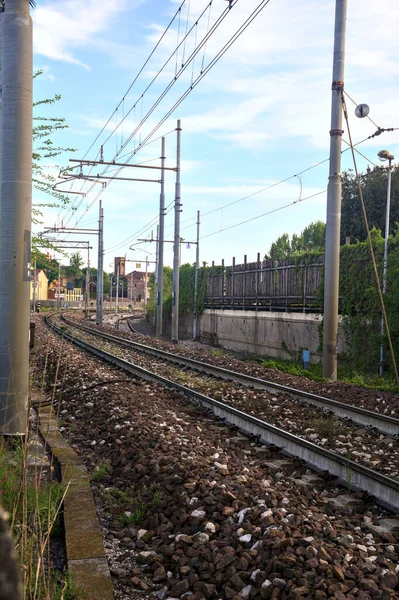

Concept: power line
[[80, 0, 188, 162], [198, 190, 327, 241], [74, 0, 271, 226]]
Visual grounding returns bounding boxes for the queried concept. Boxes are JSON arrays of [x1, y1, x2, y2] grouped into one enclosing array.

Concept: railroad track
[[62, 314, 399, 437], [46, 313, 399, 511]]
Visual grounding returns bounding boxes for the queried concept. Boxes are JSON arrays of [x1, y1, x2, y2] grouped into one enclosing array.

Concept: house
[[126, 269, 153, 302], [30, 269, 48, 301]]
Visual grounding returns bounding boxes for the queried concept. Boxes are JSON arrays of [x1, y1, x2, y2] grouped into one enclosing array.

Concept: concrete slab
[[37, 401, 114, 599], [68, 558, 114, 600]]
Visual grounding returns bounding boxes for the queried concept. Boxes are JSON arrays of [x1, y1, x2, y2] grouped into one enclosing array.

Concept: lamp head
[[378, 150, 395, 162]]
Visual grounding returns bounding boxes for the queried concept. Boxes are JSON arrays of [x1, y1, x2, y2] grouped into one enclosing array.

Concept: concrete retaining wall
[[200, 309, 346, 362]]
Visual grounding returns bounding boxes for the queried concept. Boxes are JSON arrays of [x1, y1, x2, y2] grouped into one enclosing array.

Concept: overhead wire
[[71, 0, 243, 226], [74, 0, 270, 226]]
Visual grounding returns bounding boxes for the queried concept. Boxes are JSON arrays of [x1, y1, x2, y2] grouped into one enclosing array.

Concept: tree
[[32, 71, 76, 257], [292, 221, 326, 254], [341, 165, 399, 244], [265, 221, 326, 260], [34, 251, 61, 284], [264, 233, 291, 261], [66, 252, 84, 287]]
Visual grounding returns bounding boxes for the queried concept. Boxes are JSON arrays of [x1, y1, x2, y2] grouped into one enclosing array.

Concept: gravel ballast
[[33, 316, 399, 600]]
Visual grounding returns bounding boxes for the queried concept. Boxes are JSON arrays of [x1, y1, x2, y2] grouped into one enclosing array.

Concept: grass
[[0, 435, 75, 600], [99, 483, 163, 528], [308, 417, 350, 439], [91, 460, 112, 482], [252, 355, 399, 393]]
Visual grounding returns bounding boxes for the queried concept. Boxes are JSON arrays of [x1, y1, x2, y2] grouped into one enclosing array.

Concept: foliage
[[341, 165, 399, 244], [0, 440, 72, 599], [33, 251, 62, 284], [147, 264, 209, 327], [32, 71, 76, 255], [264, 232, 291, 261], [264, 221, 326, 260], [338, 227, 399, 375], [82, 268, 111, 297], [65, 252, 84, 286]]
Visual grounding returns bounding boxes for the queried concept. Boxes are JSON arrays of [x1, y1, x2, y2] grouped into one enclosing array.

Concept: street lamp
[[378, 149, 395, 375]]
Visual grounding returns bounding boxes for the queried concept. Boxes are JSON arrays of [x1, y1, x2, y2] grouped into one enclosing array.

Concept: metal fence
[[205, 254, 324, 312]]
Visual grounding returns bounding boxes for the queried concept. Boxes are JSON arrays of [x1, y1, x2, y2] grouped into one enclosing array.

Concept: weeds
[[91, 460, 112, 482], [309, 417, 350, 439], [101, 483, 163, 527]]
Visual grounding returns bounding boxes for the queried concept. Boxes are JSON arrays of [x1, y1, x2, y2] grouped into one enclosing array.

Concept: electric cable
[[342, 92, 399, 385]]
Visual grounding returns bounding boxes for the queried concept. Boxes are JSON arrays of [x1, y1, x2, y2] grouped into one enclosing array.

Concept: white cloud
[[33, 0, 138, 67]]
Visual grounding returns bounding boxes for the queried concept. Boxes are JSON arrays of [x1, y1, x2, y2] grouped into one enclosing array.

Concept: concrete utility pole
[[193, 211, 200, 340], [379, 151, 395, 375], [172, 120, 182, 343], [156, 138, 166, 337], [85, 247, 91, 315], [57, 264, 61, 310], [115, 263, 120, 315], [322, 0, 347, 381], [0, 0, 33, 434], [96, 201, 104, 324], [32, 260, 37, 313]]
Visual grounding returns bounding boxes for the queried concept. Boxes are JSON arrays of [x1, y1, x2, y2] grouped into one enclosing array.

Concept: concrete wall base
[[200, 309, 346, 363]]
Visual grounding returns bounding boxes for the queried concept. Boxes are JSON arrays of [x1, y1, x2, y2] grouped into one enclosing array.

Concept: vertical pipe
[[221, 258, 225, 304], [115, 263, 120, 315], [96, 201, 104, 324], [380, 159, 393, 375], [172, 120, 182, 343], [0, 0, 32, 434], [322, 0, 347, 380], [157, 138, 165, 337], [33, 260, 37, 313], [256, 252, 260, 310], [193, 211, 200, 340], [243, 255, 247, 309], [232, 257, 235, 308]]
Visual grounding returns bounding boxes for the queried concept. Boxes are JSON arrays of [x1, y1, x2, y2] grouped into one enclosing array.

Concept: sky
[[32, 0, 399, 272]]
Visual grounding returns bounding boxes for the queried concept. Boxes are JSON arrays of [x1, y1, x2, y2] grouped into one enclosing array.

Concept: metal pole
[[86, 247, 90, 316], [57, 264, 61, 310], [379, 158, 393, 375], [172, 120, 182, 343], [0, 0, 32, 434], [156, 137, 166, 337], [153, 226, 159, 328], [110, 275, 113, 307], [322, 0, 347, 381], [193, 211, 200, 340], [115, 263, 120, 315], [96, 201, 104, 324], [33, 260, 37, 313], [144, 257, 148, 308]]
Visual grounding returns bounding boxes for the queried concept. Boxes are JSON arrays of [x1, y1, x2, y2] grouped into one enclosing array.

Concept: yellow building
[[30, 269, 48, 301]]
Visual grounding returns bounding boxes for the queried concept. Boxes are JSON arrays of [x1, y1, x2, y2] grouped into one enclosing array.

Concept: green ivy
[[147, 264, 210, 326]]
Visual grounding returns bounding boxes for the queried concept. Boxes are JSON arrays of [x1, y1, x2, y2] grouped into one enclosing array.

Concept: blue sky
[[33, 0, 399, 271]]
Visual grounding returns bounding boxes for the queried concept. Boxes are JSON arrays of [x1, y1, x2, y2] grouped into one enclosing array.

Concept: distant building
[[30, 269, 48, 301], [48, 277, 83, 302], [126, 269, 153, 302]]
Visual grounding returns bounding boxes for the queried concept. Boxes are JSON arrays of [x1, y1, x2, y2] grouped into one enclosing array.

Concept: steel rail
[[61, 314, 399, 437], [46, 314, 399, 512]]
